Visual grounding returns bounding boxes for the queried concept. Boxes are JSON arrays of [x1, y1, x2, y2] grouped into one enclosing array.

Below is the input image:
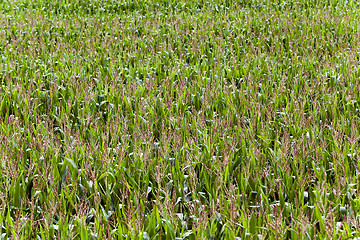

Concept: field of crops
[[1, 0, 360, 239]]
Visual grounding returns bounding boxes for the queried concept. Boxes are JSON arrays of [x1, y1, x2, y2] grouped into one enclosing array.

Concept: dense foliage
[[1, 0, 360, 239]]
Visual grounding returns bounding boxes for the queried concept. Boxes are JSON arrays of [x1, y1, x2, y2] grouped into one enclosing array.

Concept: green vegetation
[[1, 0, 360, 239]]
